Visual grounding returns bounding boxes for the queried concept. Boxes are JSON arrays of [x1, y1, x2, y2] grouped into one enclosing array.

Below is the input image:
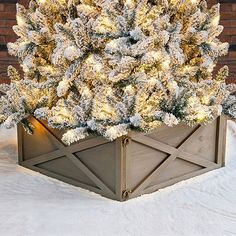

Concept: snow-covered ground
[[0, 122, 236, 236]]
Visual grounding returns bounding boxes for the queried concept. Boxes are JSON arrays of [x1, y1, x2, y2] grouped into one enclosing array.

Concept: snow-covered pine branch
[[0, 0, 235, 144]]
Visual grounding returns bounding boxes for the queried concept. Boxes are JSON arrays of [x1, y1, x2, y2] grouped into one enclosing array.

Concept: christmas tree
[[0, 0, 235, 145]]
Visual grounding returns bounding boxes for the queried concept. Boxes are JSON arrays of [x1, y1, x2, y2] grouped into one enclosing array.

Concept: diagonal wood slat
[[18, 116, 227, 201], [140, 164, 222, 197], [37, 119, 110, 151], [67, 153, 115, 196], [179, 152, 218, 168], [22, 163, 102, 193], [132, 135, 176, 154], [21, 117, 116, 196], [23, 136, 110, 166], [23, 149, 65, 166], [24, 119, 110, 166], [132, 131, 218, 168], [131, 125, 207, 196]]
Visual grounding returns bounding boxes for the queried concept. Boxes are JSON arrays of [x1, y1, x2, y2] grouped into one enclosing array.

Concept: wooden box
[[18, 116, 227, 201]]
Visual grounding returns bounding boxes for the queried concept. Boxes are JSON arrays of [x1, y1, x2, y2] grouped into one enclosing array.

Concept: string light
[[16, 16, 26, 27], [125, 85, 134, 92], [82, 87, 91, 96], [162, 59, 170, 70], [190, 0, 199, 4], [86, 55, 95, 64], [170, 0, 180, 4], [108, 40, 118, 49], [125, 0, 135, 8], [1, 0, 234, 145], [37, 0, 46, 4], [201, 96, 210, 105], [98, 17, 117, 33], [211, 16, 220, 27], [93, 63, 103, 73]]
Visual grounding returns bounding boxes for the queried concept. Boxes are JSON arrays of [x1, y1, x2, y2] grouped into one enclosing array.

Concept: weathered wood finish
[[18, 116, 227, 201]]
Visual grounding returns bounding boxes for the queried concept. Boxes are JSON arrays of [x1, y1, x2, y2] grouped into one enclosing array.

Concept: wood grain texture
[[18, 116, 227, 201]]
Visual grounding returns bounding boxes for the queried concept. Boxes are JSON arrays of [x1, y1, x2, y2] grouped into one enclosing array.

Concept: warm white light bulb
[[86, 55, 95, 64], [16, 16, 25, 26], [93, 64, 103, 72], [108, 40, 118, 49], [201, 96, 210, 105], [125, 85, 133, 92], [196, 110, 207, 122], [162, 59, 170, 69], [82, 87, 91, 96], [37, 0, 46, 4], [211, 16, 220, 27], [125, 0, 135, 7]]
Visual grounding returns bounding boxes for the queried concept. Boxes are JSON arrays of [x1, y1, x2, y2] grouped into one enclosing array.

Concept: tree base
[[18, 116, 227, 201]]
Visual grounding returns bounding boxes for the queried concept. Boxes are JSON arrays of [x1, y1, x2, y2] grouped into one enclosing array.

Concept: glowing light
[[82, 87, 91, 96], [86, 55, 95, 64], [211, 16, 220, 27], [125, 85, 134, 92], [201, 96, 210, 105], [182, 65, 197, 74], [170, 0, 179, 4], [149, 51, 161, 60], [32, 119, 45, 134], [183, 66, 191, 73], [108, 40, 118, 49], [125, 0, 135, 7], [22, 67, 29, 73], [37, 0, 46, 4], [43, 65, 55, 73], [188, 97, 198, 106], [16, 16, 26, 27], [93, 63, 103, 72], [190, 0, 198, 4], [97, 17, 117, 33], [207, 64, 215, 73], [162, 59, 170, 69], [196, 111, 207, 122], [149, 78, 158, 85], [106, 88, 113, 95], [37, 0, 47, 4]]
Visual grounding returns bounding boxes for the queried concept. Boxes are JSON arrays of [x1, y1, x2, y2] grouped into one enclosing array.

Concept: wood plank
[[22, 149, 64, 166], [65, 137, 110, 154], [36, 118, 110, 153], [132, 135, 177, 154], [67, 153, 115, 196], [179, 151, 219, 168], [131, 164, 223, 199], [18, 115, 227, 201], [132, 130, 217, 168], [24, 118, 116, 196], [21, 163, 105, 196], [115, 137, 125, 201], [21, 136, 110, 166], [216, 116, 227, 166], [17, 124, 24, 163], [131, 125, 206, 196]]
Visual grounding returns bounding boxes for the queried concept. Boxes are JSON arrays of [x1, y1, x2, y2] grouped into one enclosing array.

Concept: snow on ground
[[0, 122, 236, 236]]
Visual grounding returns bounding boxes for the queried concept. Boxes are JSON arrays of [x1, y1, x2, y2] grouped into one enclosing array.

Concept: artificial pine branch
[[0, 0, 235, 144]]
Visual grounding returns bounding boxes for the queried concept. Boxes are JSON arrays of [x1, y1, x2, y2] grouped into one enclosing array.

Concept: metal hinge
[[122, 189, 132, 200], [122, 136, 130, 147]]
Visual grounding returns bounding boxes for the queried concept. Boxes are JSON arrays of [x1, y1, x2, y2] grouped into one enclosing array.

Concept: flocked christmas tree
[[0, 0, 236, 145]]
